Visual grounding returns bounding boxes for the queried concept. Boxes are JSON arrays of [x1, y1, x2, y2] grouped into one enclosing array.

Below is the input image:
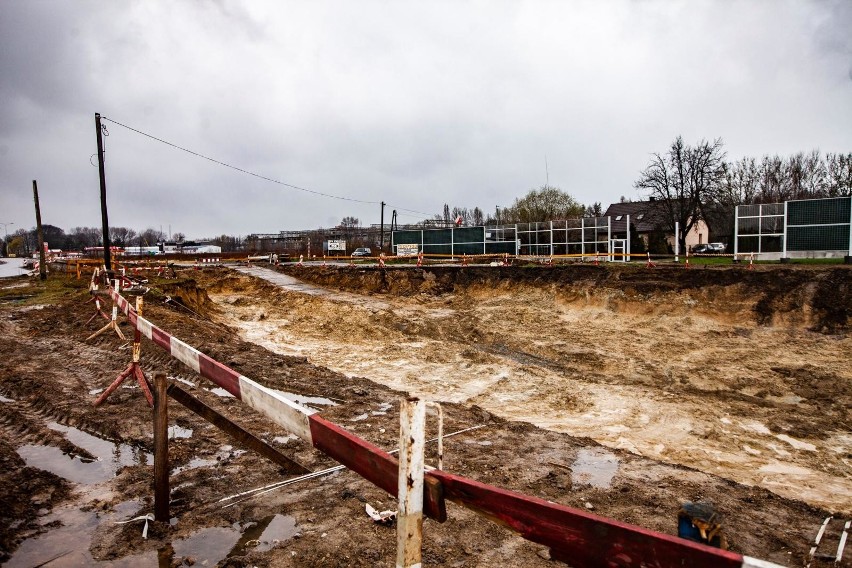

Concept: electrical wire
[[101, 116, 436, 217]]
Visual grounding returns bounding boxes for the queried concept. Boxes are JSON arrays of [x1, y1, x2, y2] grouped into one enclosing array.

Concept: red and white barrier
[[646, 252, 657, 268]]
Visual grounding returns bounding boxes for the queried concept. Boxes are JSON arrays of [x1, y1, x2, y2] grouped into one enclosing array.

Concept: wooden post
[[32, 180, 46, 281], [95, 113, 112, 272], [153, 372, 169, 522], [397, 398, 425, 568]]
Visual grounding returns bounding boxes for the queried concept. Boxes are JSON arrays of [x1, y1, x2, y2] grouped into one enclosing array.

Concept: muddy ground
[[0, 262, 850, 567]]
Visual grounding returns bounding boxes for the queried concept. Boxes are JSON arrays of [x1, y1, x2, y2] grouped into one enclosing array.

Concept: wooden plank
[[166, 383, 310, 475], [427, 469, 746, 568], [169, 337, 201, 373], [397, 399, 425, 568], [239, 376, 315, 442]]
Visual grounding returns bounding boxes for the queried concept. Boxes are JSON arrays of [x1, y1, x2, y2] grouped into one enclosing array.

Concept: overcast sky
[[1, 1, 850, 240]]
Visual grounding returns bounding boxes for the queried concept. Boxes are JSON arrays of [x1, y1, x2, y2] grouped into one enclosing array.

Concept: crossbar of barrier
[[105, 285, 781, 568]]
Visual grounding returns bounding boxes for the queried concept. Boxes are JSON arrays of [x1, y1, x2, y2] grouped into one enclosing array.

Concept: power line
[[102, 116, 375, 204], [102, 116, 434, 217]]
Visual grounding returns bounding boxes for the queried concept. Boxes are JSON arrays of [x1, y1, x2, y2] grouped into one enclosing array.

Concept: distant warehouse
[[181, 244, 222, 254]]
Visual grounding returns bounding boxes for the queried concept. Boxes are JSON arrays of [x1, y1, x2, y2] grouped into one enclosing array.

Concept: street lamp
[[0, 222, 13, 257]]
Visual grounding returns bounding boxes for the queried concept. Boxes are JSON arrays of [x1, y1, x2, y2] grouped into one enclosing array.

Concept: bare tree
[[138, 228, 161, 247], [69, 227, 102, 249], [109, 226, 137, 247], [826, 152, 852, 197], [635, 136, 726, 252], [340, 216, 360, 229], [584, 202, 602, 217]]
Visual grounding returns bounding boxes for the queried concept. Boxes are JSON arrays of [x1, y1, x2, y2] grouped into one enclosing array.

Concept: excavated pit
[[204, 264, 852, 517]]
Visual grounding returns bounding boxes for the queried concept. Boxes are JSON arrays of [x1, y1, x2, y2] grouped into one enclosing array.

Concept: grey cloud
[[1, 1, 850, 239]]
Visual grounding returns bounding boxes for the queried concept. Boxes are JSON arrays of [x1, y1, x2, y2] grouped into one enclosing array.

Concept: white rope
[[115, 513, 155, 539]]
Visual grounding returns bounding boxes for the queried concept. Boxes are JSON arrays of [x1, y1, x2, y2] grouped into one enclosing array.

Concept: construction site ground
[[0, 261, 850, 567]]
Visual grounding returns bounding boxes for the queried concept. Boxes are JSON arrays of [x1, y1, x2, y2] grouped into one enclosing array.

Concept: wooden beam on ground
[[166, 383, 310, 475]]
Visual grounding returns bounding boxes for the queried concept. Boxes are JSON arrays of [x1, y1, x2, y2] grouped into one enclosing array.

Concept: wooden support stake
[[397, 398, 425, 568], [166, 383, 310, 475], [153, 373, 169, 522], [86, 305, 126, 341]]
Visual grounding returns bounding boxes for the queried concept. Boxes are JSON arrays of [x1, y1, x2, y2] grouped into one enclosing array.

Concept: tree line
[[2, 225, 246, 256]]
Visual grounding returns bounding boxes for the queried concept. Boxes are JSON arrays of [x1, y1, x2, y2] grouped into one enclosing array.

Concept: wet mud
[[0, 264, 849, 567]]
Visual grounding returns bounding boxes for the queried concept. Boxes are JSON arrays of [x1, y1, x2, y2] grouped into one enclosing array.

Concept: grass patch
[[0, 274, 89, 306]]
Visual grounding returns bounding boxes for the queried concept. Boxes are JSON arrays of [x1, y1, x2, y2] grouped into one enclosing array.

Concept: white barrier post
[[397, 398, 425, 568]]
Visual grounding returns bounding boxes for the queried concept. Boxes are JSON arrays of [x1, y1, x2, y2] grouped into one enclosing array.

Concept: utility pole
[[95, 113, 112, 272], [380, 201, 385, 253], [32, 180, 46, 281], [0, 222, 12, 257]]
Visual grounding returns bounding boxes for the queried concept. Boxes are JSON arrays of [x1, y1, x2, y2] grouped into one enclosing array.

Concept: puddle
[[172, 445, 246, 475], [6, 500, 142, 568], [115, 515, 299, 567], [9, 507, 298, 567], [175, 376, 196, 388], [206, 387, 235, 398], [172, 457, 217, 475], [229, 514, 299, 555], [168, 425, 193, 439], [571, 448, 619, 489], [172, 526, 243, 563], [17, 423, 151, 484], [273, 390, 337, 408]]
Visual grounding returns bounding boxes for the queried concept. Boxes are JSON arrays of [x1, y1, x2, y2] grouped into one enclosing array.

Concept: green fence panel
[[787, 197, 851, 226], [452, 227, 485, 244], [787, 226, 849, 251], [392, 230, 422, 246]]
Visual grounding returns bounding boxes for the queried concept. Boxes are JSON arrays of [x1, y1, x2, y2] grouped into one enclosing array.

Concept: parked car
[[351, 247, 372, 257], [707, 242, 726, 253], [691, 244, 712, 254]]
